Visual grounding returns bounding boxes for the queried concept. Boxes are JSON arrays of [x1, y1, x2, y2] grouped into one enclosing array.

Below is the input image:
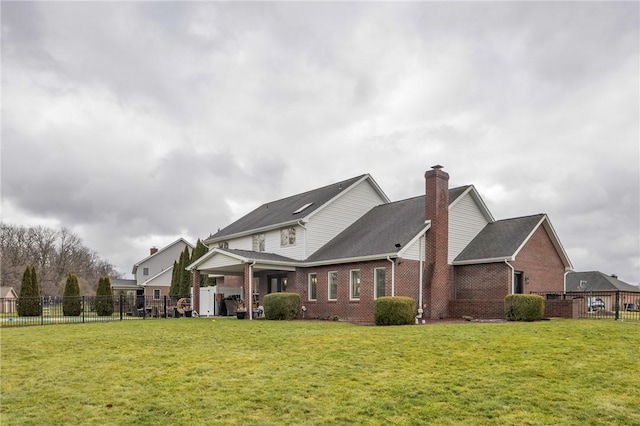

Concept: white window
[[374, 268, 386, 299], [328, 271, 338, 301], [308, 273, 317, 301], [218, 241, 229, 249], [153, 289, 160, 300], [252, 233, 265, 252], [280, 227, 296, 246], [350, 270, 361, 300], [143, 267, 149, 276]]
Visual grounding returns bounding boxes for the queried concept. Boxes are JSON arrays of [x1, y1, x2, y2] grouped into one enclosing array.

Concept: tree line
[[17, 265, 114, 317], [1, 223, 119, 296]]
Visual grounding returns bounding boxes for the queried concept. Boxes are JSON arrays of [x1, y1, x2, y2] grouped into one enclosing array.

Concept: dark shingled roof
[[566, 271, 640, 292], [217, 248, 300, 264], [307, 196, 426, 262], [206, 175, 368, 242], [454, 214, 544, 262], [308, 187, 469, 263]]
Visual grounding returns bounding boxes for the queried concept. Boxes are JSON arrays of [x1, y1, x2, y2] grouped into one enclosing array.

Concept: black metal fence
[[532, 290, 640, 321], [0, 295, 194, 327]]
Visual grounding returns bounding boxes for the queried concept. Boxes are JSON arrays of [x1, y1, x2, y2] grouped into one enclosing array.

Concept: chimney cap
[[431, 164, 444, 170]]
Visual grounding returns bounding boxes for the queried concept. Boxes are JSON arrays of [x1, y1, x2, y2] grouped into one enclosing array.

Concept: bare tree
[[0, 223, 120, 296]]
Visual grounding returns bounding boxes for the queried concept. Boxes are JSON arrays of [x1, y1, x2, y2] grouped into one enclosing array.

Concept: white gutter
[[563, 270, 571, 293], [505, 260, 515, 294], [419, 234, 424, 310], [387, 257, 395, 296], [248, 261, 256, 321]]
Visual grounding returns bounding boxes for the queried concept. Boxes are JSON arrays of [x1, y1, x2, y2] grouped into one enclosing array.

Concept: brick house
[[188, 166, 572, 322]]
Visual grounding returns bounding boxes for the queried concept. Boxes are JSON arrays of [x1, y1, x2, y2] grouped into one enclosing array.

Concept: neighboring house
[[132, 238, 194, 300], [111, 278, 141, 296], [566, 271, 640, 311], [0, 286, 18, 314], [188, 166, 573, 322]]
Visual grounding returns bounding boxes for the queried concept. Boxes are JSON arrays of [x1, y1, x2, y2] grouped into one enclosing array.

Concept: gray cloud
[[2, 2, 638, 283]]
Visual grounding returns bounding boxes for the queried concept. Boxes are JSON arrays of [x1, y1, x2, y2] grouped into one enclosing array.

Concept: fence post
[[41, 296, 44, 325], [82, 296, 85, 323], [120, 294, 124, 321], [163, 295, 167, 319], [615, 291, 620, 321]]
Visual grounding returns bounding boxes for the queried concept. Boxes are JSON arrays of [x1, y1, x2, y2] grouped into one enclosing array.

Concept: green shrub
[[17, 266, 41, 317], [374, 296, 416, 325], [263, 293, 301, 320], [95, 276, 114, 316], [63, 273, 82, 316], [504, 294, 545, 321]]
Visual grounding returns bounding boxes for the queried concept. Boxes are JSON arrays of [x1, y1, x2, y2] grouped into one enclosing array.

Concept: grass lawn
[[1, 319, 638, 425]]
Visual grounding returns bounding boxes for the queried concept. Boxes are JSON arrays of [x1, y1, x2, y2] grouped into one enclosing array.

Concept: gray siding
[[305, 180, 387, 256], [449, 192, 489, 263]]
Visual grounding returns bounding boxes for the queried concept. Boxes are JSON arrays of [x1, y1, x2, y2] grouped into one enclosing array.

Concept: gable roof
[[453, 214, 572, 269], [307, 196, 428, 264], [566, 271, 640, 292], [132, 237, 194, 275], [0, 286, 17, 298], [204, 174, 389, 244], [306, 186, 471, 264]]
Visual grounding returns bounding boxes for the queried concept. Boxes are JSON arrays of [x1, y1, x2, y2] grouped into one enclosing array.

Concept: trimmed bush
[[264, 293, 301, 320], [504, 294, 545, 321], [374, 296, 416, 326], [63, 273, 82, 316], [95, 276, 114, 316], [17, 265, 41, 317]]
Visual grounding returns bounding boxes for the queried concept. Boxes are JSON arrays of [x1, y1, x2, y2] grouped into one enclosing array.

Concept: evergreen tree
[[169, 260, 180, 297], [95, 276, 114, 316], [63, 272, 82, 316], [190, 239, 215, 287], [17, 265, 41, 316], [179, 245, 192, 297]]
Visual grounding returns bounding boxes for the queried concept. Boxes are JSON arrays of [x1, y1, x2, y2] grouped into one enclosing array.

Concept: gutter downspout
[[387, 257, 395, 296], [419, 234, 424, 314], [248, 261, 256, 321], [563, 270, 570, 294], [505, 260, 515, 294]]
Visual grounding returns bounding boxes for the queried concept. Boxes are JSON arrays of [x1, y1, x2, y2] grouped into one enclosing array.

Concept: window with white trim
[[350, 270, 361, 300], [328, 271, 338, 301], [153, 289, 160, 300], [252, 233, 265, 252], [374, 268, 386, 299], [281, 227, 296, 246], [308, 273, 317, 301]]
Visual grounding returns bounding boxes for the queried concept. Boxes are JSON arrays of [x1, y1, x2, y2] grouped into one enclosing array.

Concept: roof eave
[[204, 219, 301, 245], [305, 253, 399, 267], [453, 256, 514, 266]]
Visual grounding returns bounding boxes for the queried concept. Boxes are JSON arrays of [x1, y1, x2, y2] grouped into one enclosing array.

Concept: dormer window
[[293, 202, 313, 214], [281, 227, 296, 246]]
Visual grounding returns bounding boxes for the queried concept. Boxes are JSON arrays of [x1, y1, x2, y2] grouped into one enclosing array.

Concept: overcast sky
[[2, 2, 638, 284]]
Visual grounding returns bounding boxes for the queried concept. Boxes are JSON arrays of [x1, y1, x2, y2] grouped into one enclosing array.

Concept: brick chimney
[[150, 247, 158, 255], [425, 165, 451, 319]]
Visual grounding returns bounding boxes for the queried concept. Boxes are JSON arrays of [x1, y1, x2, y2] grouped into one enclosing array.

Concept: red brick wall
[[454, 263, 511, 300], [511, 224, 566, 294], [288, 259, 421, 323]]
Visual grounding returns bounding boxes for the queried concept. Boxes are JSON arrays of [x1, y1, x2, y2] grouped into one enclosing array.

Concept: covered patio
[[188, 248, 301, 319]]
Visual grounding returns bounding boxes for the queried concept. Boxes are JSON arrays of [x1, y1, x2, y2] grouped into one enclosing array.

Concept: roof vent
[[293, 202, 313, 214]]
